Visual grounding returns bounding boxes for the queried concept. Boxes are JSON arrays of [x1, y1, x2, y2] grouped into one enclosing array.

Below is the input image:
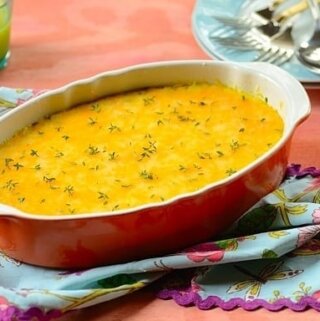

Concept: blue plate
[[192, 0, 320, 85]]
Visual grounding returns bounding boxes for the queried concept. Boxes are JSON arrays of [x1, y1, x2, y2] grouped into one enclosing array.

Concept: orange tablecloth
[[1, 0, 320, 319]]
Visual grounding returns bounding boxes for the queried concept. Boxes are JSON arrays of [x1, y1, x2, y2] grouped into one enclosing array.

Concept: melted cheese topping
[[0, 83, 283, 215]]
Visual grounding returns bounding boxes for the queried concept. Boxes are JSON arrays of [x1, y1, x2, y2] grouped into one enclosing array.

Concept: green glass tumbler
[[0, 0, 11, 69]]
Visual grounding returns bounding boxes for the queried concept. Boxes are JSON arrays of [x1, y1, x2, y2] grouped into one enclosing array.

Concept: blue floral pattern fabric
[[1, 88, 320, 319], [158, 169, 320, 310]]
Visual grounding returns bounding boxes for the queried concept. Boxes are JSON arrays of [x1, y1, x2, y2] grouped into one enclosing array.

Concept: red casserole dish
[[0, 61, 310, 268]]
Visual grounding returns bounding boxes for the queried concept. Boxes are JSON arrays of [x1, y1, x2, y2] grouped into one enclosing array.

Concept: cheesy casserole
[[0, 83, 283, 215]]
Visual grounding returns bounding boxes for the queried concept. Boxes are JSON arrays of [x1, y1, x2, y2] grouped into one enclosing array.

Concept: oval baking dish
[[0, 61, 310, 268]]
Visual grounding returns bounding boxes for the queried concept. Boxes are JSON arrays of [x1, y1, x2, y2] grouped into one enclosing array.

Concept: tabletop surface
[[1, 0, 320, 320]]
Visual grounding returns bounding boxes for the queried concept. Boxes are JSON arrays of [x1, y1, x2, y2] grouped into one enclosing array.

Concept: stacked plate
[[192, 0, 320, 85]]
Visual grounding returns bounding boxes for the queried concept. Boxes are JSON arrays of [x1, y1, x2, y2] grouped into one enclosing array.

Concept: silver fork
[[209, 26, 294, 65], [210, 21, 294, 48], [254, 45, 294, 64]]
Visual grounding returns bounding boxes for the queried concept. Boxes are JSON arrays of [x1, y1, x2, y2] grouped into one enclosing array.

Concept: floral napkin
[[1, 88, 320, 320], [158, 164, 320, 311]]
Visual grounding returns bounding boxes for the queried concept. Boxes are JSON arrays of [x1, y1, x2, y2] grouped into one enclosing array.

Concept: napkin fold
[[1, 88, 320, 320]]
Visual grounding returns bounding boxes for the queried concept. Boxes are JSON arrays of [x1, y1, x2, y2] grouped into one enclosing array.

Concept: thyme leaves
[[108, 123, 121, 133], [13, 162, 24, 170], [90, 103, 101, 113], [139, 140, 157, 160], [3, 180, 18, 191], [216, 150, 224, 157], [143, 96, 155, 106], [4, 158, 13, 167], [98, 192, 109, 205], [64, 185, 74, 196], [140, 170, 154, 180], [87, 145, 100, 155], [30, 149, 39, 157], [43, 176, 56, 183], [108, 151, 118, 161], [88, 117, 97, 126], [226, 168, 237, 176]]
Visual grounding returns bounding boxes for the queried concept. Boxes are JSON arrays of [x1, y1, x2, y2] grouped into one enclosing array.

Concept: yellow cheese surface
[[0, 83, 284, 215]]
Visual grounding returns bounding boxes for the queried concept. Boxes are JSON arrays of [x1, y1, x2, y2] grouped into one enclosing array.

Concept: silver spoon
[[297, 0, 320, 73]]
